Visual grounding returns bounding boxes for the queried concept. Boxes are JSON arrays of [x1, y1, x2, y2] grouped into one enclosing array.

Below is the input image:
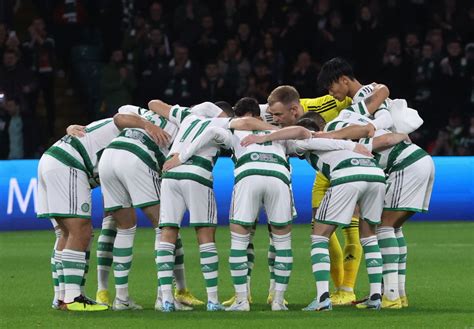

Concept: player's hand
[[240, 134, 266, 146], [163, 153, 182, 171], [67, 125, 86, 137], [353, 144, 373, 157], [145, 122, 171, 146], [366, 124, 376, 138]]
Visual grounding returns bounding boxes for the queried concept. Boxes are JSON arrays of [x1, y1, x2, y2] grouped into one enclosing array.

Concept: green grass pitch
[[1, 222, 473, 328]]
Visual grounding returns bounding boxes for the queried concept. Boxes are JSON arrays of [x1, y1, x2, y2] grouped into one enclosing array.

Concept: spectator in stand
[[193, 14, 221, 64], [413, 43, 437, 124], [162, 42, 197, 105], [251, 60, 275, 103], [198, 61, 234, 102], [430, 130, 454, 155], [236, 22, 257, 60], [0, 48, 36, 113], [0, 23, 8, 59], [218, 37, 251, 98], [23, 17, 56, 138], [380, 35, 410, 98], [289, 51, 318, 97], [4, 29, 21, 54], [4, 96, 23, 159], [173, 0, 209, 45], [465, 43, 474, 110], [279, 8, 306, 65], [0, 95, 9, 159], [426, 28, 444, 62], [439, 38, 470, 108], [218, 0, 239, 36], [122, 11, 150, 64], [353, 4, 382, 82], [247, 0, 274, 35], [253, 32, 285, 84], [148, 1, 169, 33], [457, 115, 474, 155], [100, 49, 136, 117], [309, 0, 332, 56], [135, 27, 170, 106], [317, 10, 353, 61]]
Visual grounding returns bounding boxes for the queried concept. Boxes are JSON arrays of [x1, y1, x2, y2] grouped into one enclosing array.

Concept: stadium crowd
[[0, 0, 473, 158]]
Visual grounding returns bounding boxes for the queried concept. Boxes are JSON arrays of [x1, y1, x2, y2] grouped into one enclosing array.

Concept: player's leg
[[356, 182, 385, 310], [340, 214, 362, 298], [38, 156, 107, 311], [304, 184, 357, 311], [141, 204, 196, 310], [312, 172, 345, 297], [226, 223, 252, 312], [111, 208, 141, 310], [265, 177, 293, 311], [80, 231, 94, 297], [50, 219, 62, 309], [96, 213, 116, 305], [189, 181, 222, 311], [156, 178, 185, 312]]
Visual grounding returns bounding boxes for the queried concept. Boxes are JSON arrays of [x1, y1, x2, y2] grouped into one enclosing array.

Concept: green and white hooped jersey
[[106, 106, 178, 172], [231, 130, 291, 185], [162, 105, 229, 188], [361, 129, 429, 174], [44, 118, 120, 185], [300, 145, 385, 187]]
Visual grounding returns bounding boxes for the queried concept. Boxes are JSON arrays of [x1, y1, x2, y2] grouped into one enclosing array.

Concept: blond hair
[[267, 85, 300, 106]]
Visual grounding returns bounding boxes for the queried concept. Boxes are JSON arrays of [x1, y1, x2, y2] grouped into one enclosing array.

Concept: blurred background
[[0, 0, 473, 159]]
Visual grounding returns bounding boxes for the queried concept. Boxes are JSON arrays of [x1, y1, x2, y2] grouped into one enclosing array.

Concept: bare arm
[[316, 124, 375, 140], [148, 99, 173, 119], [163, 127, 231, 171], [240, 126, 311, 146], [364, 83, 390, 114], [113, 113, 170, 145], [229, 117, 278, 131], [372, 133, 409, 152]]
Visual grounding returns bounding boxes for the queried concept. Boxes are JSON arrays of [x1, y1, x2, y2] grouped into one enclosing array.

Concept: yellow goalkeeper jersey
[[300, 96, 352, 122]]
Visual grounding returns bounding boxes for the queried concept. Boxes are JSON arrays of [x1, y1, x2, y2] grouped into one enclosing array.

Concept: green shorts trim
[[189, 223, 218, 227], [383, 207, 427, 213], [229, 219, 255, 227], [133, 200, 160, 209], [37, 213, 91, 219], [361, 217, 380, 225], [269, 220, 293, 227], [315, 219, 349, 228], [159, 223, 180, 228], [103, 205, 124, 212]]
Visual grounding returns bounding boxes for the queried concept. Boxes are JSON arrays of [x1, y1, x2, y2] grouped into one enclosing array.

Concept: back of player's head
[[318, 57, 355, 89], [214, 101, 234, 117], [296, 111, 326, 132], [233, 97, 260, 118], [267, 85, 300, 106]]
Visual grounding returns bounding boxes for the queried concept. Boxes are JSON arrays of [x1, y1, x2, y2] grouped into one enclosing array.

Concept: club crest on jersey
[[81, 203, 90, 212]]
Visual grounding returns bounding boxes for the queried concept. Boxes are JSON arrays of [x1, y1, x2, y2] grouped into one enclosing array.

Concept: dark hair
[[317, 57, 355, 89], [233, 97, 260, 118], [214, 101, 234, 117], [296, 111, 326, 132]]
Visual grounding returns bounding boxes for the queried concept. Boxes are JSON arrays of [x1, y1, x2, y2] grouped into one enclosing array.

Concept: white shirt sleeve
[[178, 127, 233, 163], [168, 105, 192, 126], [117, 105, 143, 115], [372, 109, 393, 130], [294, 138, 356, 152], [209, 117, 232, 129], [191, 102, 223, 118]]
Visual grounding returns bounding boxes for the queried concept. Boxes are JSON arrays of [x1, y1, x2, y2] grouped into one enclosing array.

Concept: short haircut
[[267, 85, 300, 106], [317, 57, 355, 89], [296, 111, 326, 132], [233, 97, 260, 117], [214, 101, 234, 117]]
